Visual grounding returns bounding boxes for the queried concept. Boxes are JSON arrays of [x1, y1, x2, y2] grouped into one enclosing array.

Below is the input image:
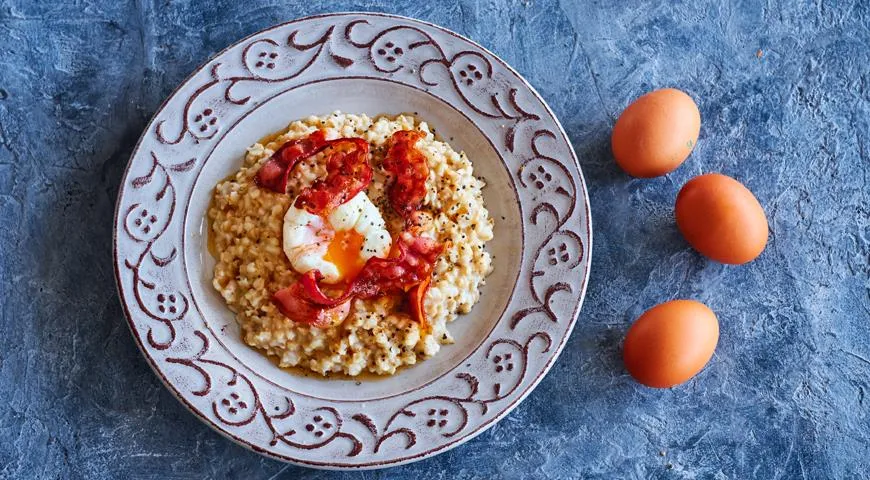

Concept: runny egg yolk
[[324, 228, 366, 281]]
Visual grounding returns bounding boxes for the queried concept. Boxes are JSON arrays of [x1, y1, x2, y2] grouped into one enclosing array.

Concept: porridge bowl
[[114, 12, 590, 469]]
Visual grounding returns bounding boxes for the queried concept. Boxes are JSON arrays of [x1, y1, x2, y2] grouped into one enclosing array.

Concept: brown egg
[[623, 300, 719, 388], [611, 88, 701, 177], [675, 173, 768, 264]]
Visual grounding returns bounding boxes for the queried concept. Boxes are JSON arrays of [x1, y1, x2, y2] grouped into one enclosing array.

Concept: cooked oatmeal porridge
[[209, 112, 493, 376]]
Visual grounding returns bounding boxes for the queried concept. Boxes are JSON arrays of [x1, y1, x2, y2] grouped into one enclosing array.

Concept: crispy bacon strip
[[350, 232, 442, 299], [272, 279, 351, 328], [294, 138, 372, 215], [407, 276, 431, 332], [283, 232, 444, 308], [268, 129, 443, 328], [383, 130, 429, 220], [255, 132, 372, 217], [273, 232, 442, 327], [255, 130, 328, 193]]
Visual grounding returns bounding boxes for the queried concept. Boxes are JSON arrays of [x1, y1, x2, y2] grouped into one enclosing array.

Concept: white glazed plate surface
[[113, 12, 591, 469]]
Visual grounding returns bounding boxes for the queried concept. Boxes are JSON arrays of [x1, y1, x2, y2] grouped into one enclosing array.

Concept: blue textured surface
[[1, 0, 868, 478]]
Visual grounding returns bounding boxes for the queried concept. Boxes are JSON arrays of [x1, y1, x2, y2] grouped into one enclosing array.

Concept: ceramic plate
[[113, 12, 591, 469]]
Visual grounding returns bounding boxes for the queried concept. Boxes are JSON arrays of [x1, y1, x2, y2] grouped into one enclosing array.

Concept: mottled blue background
[[1, 0, 868, 478]]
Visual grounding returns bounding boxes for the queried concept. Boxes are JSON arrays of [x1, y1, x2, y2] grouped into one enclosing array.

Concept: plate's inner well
[[184, 78, 523, 401]]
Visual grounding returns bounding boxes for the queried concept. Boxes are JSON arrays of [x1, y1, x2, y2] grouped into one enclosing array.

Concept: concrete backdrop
[[1, 0, 868, 478]]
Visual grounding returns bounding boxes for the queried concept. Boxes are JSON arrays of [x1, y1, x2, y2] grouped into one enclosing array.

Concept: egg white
[[282, 192, 392, 284]]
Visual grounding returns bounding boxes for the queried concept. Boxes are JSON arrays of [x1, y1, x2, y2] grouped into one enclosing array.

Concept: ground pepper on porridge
[[209, 112, 494, 376]]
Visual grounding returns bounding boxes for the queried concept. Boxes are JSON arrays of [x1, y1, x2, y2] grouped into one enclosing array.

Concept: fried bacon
[[256, 131, 373, 217], [272, 232, 443, 326], [264, 129, 443, 329], [255, 130, 328, 193], [292, 232, 442, 304], [407, 276, 432, 332], [382, 130, 429, 220], [272, 279, 351, 328], [294, 138, 372, 215]]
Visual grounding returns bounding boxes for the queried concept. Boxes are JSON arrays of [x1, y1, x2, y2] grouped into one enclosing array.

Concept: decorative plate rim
[[113, 11, 592, 469]]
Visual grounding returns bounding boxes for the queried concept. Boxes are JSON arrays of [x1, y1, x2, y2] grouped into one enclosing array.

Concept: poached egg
[[282, 192, 392, 284]]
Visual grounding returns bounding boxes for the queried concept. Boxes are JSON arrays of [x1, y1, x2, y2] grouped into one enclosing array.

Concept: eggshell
[[611, 88, 701, 178], [623, 300, 719, 388], [675, 173, 768, 264]]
